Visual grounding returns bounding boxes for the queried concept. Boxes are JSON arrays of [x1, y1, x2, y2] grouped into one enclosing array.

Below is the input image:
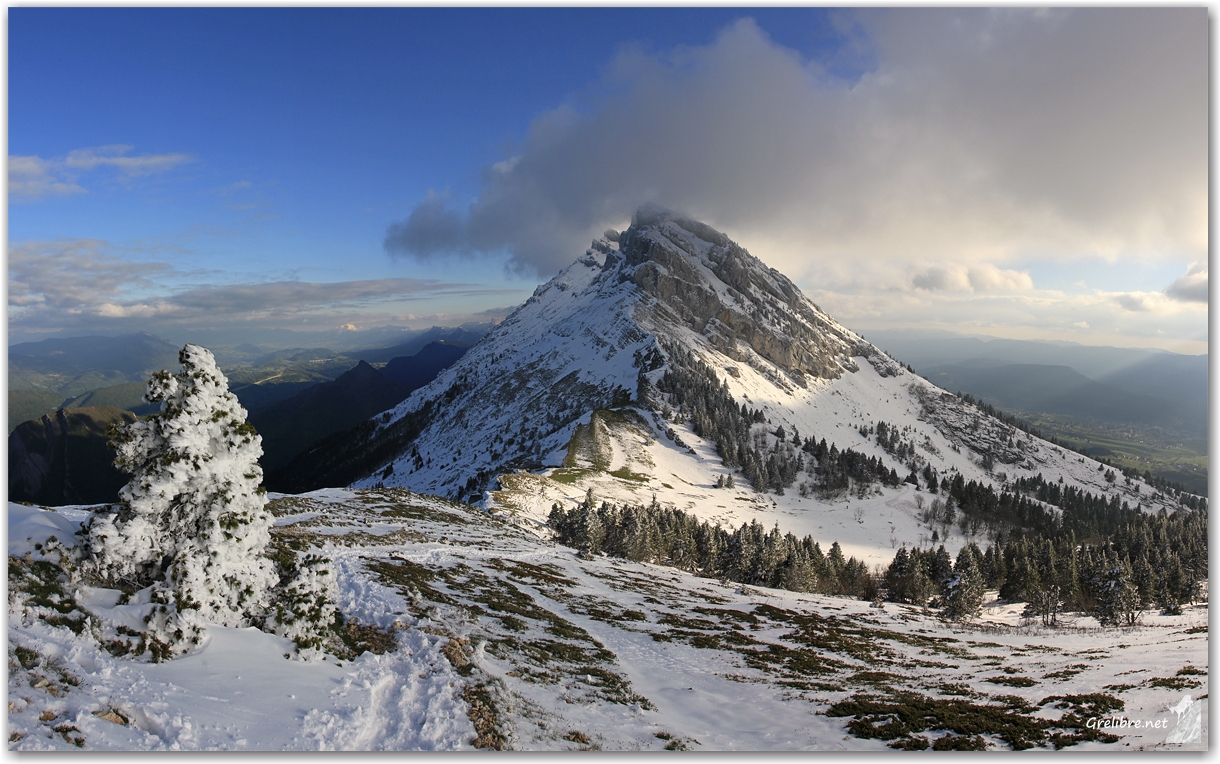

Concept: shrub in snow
[[266, 550, 338, 656], [83, 344, 278, 659]]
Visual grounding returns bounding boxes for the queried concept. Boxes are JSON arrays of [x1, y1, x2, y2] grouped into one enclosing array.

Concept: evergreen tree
[[84, 345, 278, 659], [929, 545, 954, 590], [1060, 546, 1087, 614], [1095, 556, 1141, 627], [1131, 551, 1156, 607], [942, 546, 984, 621], [575, 501, 605, 557], [884, 546, 911, 597], [779, 550, 816, 592], [885, 546, 933, 606], [1023, 541, 1061, 626], [1156, 552, 1186, 615]]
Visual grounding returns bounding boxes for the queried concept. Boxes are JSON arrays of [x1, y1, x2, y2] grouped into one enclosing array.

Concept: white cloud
[[8, 156, 86, 199], [912, 264, 1032, 294], [8, 145, 193, 201], [912, 266, 972, 293], [385, 9, 1206, 282], [8, 239, 171, 313], [965, 265, 1034, 294], [63, 145, 191, 176]]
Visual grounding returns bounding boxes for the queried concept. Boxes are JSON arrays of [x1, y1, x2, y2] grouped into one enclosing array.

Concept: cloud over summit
[[385, 9, 1206, 283]]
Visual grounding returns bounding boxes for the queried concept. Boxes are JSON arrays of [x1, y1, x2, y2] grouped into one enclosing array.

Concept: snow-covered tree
[[266, 551, 338, 656], [84, 344, 277, 658]]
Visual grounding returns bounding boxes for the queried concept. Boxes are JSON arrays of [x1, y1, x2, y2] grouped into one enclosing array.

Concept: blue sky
[[8, 8, 1208, 353]]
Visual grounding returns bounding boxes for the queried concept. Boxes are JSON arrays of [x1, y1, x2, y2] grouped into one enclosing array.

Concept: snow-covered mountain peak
[[614, 206, 861, 379], [272, 207, 1187, 560]]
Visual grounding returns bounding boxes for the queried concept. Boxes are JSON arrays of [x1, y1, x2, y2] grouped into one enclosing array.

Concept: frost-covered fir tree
[[266, 551, 338, 656], [85, 344, 278, 658]]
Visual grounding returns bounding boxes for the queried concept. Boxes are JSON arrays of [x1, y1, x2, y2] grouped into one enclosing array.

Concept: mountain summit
[[615, 203, 874, 382], [272, 205, 883, 493], [273, 206, 1181, 559]]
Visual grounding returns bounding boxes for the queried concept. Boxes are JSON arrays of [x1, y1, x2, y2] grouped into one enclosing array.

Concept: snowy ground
[[8, 493, 1208, 751]]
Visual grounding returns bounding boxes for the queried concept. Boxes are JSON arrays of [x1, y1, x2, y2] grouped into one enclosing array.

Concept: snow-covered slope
[[9, 493, 1208, 751], [278, 205, 1188, 560]]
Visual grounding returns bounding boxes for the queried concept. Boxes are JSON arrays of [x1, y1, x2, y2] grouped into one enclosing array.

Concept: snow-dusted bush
[[83, 344, 277, 658], [266, 551, 338, 657]]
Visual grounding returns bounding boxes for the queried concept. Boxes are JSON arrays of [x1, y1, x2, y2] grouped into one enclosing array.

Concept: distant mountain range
[[9, 326, 486, 430], [251, 342, 468, 470], [863, 329, 1207, 442], [9, 332, 181, 398]]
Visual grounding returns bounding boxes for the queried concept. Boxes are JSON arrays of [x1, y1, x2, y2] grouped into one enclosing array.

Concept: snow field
[[9, 490, 1207, 750]]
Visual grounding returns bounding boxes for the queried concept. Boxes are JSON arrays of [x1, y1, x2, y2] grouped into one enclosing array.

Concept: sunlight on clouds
[[911, 264, 1033, 294], [386, 10, 1205, 280], [96, 302, 170, 319], [380, 9, 1204, 351], [1109, 289, 1204, 315], [814, 284, 1206, 354]]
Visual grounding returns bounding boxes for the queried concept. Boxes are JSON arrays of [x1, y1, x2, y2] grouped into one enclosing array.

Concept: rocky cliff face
[[620, 204, 862, 383]]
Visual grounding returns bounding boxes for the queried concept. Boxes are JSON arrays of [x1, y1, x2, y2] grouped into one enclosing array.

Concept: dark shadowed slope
[[251, 343, 469, 471], [380, 342, 468, 389], [249, 362, 412, 471], [9, 406, 134, 506]]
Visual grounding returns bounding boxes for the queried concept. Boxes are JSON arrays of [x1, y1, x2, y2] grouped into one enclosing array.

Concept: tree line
[[548, 492, 878, 599], [547, 487, 1206, 627], [888, 499, 1206, 625]]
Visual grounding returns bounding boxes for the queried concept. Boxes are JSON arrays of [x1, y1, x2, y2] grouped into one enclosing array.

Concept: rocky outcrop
[[616, 205, 859, 381]]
